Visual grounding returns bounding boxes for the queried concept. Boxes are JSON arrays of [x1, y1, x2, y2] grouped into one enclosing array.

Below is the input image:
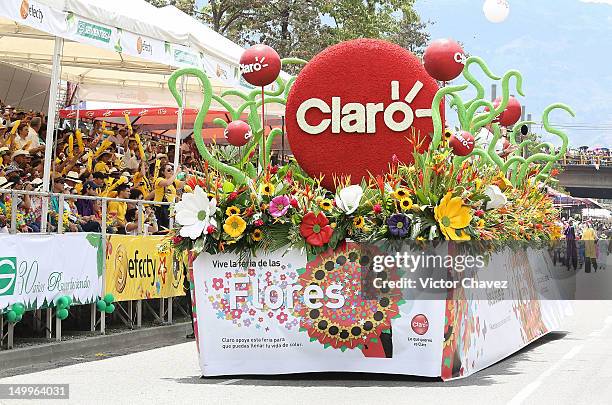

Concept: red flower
[[212, 278, 224, 290], [269, 165, 279, 174], [172, 235, 183, 245], [299, 212, 333, 247], [551, 168, 559, 176], [244, 207, 254, 217], [290, 198, 299, 208], [254, 219, 264, 227], [228, 191, 238, 201], [206, 225, 216, 234], [474, 209, 485, 217], [373, 204, 382, 214], [276, 312, 288, 324]]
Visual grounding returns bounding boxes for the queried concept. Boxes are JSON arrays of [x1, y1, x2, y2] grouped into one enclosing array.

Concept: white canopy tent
[[0, 0, 280, 230]]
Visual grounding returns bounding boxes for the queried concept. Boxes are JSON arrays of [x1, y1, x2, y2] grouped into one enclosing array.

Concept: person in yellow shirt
[[107, 184, 130, 231], [93, 151, 112, 174], [151, 164, 183, 230], [582, 222, 598, 273]]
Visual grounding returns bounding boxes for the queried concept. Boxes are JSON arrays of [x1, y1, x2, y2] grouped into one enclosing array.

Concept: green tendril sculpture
[[430, 56, 575, 188], [168, 59, 306, 185]]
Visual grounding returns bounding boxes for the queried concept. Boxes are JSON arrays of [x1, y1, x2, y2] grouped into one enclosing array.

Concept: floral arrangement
[[166, 52, 568, 260]]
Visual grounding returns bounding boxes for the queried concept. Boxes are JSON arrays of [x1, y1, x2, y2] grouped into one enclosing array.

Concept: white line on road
[[218, 378, 243, 385], [508, 315, 612, 405]]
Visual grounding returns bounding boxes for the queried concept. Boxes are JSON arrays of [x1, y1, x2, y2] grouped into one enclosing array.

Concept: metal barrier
[[0, 189, 189, 349], [562, 154, 612, 167]]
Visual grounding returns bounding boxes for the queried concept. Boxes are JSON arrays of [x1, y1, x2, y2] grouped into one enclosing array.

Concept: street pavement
[[1, 300, 611, 405]]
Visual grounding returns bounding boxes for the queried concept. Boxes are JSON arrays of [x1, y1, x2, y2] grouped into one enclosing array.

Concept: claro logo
[[411, 314, 429, 335], [296, 81, 432, 135]]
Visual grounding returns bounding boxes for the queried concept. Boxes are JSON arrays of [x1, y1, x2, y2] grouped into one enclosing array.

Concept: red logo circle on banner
[[411, 314, 429, 335], [286, 39, 439, 190]]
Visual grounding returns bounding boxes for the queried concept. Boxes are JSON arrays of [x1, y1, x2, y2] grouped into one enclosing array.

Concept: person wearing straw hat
[[94, 151, 113, 174], [8, 150, 30, 173]]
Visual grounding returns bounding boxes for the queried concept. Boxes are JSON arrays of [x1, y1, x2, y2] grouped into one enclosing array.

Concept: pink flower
[[225, 272, 232, 279], [254, 219, 264, 227], [212, 278, 224, 290], [268, 195, 290, 218], [231, 309, 242, 319], [280, 274, 286, 280], [373, 204, 382, 214], [248, 268, 255, 276], [267, 311, 274, 318], [224, 288, 230, 294], [276, 312, 288, 324], [249, 309, 256, 316]]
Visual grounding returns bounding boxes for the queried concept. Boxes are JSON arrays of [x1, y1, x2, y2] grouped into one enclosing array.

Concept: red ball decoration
[[491, 96, 522, 126], [224, 120, 252, 147], [239, 44, 281, 87], [449, 131, 475, 156], [423, 39, 466, 82]]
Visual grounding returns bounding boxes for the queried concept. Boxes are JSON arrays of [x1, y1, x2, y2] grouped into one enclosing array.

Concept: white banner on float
[[0, 233, 102, 311], [192, 244, 446, 377]]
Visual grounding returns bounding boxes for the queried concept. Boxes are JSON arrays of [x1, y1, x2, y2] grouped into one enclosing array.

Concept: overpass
[[557, 165, 612, 199]]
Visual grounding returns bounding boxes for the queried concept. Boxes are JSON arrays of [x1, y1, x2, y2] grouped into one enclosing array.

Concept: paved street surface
[[1, 301, 611, 405]]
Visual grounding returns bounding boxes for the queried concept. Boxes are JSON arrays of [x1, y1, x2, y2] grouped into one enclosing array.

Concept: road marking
[[507, 314, 612, 405], [218, 378, 243, 385]]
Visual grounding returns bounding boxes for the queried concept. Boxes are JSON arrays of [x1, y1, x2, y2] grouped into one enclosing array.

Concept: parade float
[[165, 38, 572, 380]]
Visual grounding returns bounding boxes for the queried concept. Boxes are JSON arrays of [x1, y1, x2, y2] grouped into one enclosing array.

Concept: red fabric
[[286, 39, 439, 191]]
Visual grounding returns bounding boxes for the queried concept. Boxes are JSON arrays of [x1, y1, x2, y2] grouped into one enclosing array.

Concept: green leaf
[[296, 267, 306, 275], [324, 343, 331, 349], [443, 357, 451, 368], [299, 327, 307, 332], [340, 346, 347, 352], [370, 338, 378, 343], [310, 337, 317, 342]]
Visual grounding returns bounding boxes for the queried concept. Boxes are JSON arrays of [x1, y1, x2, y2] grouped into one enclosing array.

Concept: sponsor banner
[[0, 233, 102, 311], [192, 242, 569, 379], [105, 235, 184, 301], [0, 0, 243, 88], [59, 107, 198, 119], [0, 0, 67, 37]]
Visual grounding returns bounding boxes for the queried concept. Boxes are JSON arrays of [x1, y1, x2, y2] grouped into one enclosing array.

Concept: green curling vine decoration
[[429, 56, 574, 188], [168, 58, 307, 184]]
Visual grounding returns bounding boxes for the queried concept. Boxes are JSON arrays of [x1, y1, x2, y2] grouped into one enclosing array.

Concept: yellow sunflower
[[223, 214, 247, 238], [319, 199, 333, 211], [392, 188, 410, 200], [251, 228, 263, 241], [353, 216, 365, 229], [493, 172, 512, 191], [434, 192, 472, 241], [260, 182, 275, 196], [225, 206, 241, 216], [399, 197, 413, 211], [477, 219, 485, 228]]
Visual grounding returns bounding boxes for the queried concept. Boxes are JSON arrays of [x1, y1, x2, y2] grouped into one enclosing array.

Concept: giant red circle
[[286, 39, 439, 191], [423, 38, 466, 82], [239, 44, 281, 87]]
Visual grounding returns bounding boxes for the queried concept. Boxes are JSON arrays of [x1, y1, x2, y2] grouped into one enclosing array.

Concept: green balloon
[[177, 172, 186, 181], [56, 308, 69, 320], [96, 300, 107, 312], [103, 294, 114, 305], [65, 296, 73, 306], [6, 310, 17, 323], [12, 303, 25, 316], [104, 304, 115, 314], [57, 296, 69, 309], [15, 314, 22, 322], [222, 181, 235, 193]]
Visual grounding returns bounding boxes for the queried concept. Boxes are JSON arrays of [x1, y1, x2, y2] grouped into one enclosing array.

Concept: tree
[[145, 0, 430, 59], [146, 0, 196, 16]]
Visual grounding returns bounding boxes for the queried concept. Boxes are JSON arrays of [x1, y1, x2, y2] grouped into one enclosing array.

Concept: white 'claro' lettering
[[296, 81, 432, 135]]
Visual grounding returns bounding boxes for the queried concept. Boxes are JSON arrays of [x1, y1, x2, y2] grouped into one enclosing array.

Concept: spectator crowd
[[0, 102, 200, 235]]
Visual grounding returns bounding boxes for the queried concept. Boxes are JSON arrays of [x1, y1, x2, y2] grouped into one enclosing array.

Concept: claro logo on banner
[[286, 38, 440, 190]]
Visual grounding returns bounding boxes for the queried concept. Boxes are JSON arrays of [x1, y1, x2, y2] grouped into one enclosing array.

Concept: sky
[[415, 0, 612, 148], [195, 0, 611, 148]]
